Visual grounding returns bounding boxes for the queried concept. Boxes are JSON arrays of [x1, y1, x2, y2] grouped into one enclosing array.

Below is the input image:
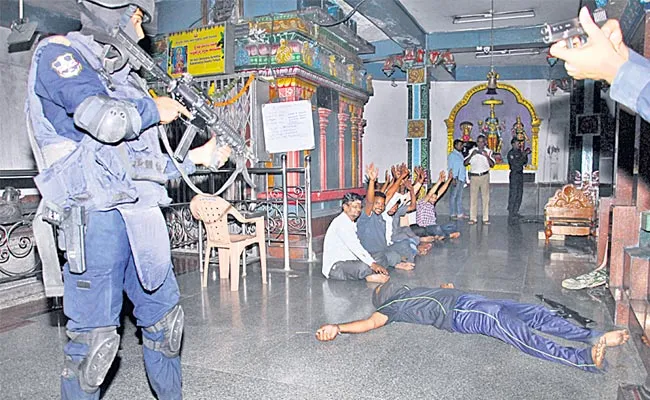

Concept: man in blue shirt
[[550, 7, 650, 122], [447, 139, 467, 219], [357, 164, 414, 271], [317, 282, 630, 372]]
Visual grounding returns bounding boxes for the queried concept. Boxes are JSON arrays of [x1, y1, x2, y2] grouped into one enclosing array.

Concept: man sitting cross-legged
[[411, 170, 460, 241], [321, 193, 391, 283], [316, 282, 629, 372], [357, 164, 414, 271]]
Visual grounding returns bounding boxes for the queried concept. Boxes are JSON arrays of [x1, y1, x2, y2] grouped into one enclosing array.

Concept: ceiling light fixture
[[486, 0, 498, 95], [476, 48, 541, 58], [453, 9, 535, 24]]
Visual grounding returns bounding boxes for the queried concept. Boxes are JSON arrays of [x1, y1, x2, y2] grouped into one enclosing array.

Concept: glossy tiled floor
[[0, 218, 645, 399]]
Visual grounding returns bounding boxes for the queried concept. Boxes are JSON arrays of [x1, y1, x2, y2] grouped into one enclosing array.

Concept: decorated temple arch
[[445, 82, 542, 171]]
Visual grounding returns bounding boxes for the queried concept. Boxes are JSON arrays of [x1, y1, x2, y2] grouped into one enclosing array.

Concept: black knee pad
[[143, 304, 184, 358], [64, 326, 120, 393]]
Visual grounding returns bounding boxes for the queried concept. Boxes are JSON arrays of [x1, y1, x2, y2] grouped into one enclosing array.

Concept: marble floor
[[0, 218, 645, 399]]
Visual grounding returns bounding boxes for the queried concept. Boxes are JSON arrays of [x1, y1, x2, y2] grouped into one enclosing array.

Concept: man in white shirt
[[322, 193, 390, 283], [464, 135, 495, 224]]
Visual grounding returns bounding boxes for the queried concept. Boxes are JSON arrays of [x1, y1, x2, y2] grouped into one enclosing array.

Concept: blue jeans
[[451, 294, 602, 372], [61, 209, 182, 399], [411, 222, 458, 238], [449, 181, 464, 216]]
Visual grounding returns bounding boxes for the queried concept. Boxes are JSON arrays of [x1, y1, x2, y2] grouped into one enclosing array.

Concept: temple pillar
[[358, 119, 366, 186], [350, 113, 360, 187], [405, 63, 430, 177], [318, 107, 332, 191], [338, 107, 349, 188]]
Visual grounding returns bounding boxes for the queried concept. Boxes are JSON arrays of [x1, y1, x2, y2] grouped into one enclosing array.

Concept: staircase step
[[0, 276, 46, 310], [624, 247, 650, 300]]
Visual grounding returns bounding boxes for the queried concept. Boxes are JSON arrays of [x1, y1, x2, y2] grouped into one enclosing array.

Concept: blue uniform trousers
[[451, 294, 602, 372], [61, 209, 182, 399]]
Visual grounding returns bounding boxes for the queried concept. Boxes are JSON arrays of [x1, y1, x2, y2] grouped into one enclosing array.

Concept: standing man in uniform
[[26, 1, 231, 398], [507, 137, 530, 223], [464, 135, 495, 225]]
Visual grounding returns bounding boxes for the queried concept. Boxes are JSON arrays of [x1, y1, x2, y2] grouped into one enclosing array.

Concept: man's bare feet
[[599, 329, 630, 347], [420, 236, 435, 243], [449, 232, 461, 239], [395, 262, 415, 271], [642, 334, 650, 347], [366, 274, 390, 283], [591, 343, 606, 369], [440, 283, 455, 289]]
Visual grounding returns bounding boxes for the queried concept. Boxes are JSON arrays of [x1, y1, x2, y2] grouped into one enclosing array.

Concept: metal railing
[[0, 217, 40, 283]]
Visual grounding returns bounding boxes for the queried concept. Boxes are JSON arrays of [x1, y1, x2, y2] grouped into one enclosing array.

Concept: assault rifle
[[95, 26, 256, 194], [535, 294, 594, 328]]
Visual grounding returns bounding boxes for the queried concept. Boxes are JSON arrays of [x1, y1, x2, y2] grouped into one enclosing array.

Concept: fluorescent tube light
[[475, 48, 540, 58], [453, 10, 535, 24]]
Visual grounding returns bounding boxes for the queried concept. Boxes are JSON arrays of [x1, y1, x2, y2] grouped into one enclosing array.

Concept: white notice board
[[261, 100, 315, 153]]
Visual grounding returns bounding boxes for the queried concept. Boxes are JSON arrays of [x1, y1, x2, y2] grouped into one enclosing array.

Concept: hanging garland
[[210, 75, 256, 107]]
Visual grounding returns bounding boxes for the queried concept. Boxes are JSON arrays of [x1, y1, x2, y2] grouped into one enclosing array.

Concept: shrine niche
[[445, 83, 541, 171]]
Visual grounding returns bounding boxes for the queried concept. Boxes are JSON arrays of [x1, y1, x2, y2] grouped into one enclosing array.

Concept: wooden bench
[[544, 184, 595, 242]]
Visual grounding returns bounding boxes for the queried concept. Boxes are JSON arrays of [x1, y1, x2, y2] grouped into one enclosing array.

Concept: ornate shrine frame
[[445, 82, 541, 171]]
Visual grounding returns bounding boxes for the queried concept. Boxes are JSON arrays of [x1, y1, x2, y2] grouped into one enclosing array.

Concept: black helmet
[[81, 0, 157, 35]]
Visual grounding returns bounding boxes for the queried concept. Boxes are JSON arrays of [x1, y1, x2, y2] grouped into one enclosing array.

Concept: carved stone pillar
[[318, 107, 332, 191], [358, 119, 366, 186], [350, 114, 360, 188], [406, 64, 430, 177], [338, 112, 350, 188]]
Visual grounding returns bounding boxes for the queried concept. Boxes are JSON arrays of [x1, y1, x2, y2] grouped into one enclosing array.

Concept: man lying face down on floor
[[316, 282, 629, 372]]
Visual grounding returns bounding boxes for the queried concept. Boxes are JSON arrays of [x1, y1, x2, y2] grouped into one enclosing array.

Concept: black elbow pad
[[73, 95, 142, 143]]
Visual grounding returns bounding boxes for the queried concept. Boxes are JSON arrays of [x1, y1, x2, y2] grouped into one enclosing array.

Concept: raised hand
[[366, 163, 379, 181], [415, 166, 425, 184], [391, 165, 398, 179], [549, 7, 628, 84], [404, 177, 414, 191], [438, 170, 446, 182], [447, 168, 453, 181]]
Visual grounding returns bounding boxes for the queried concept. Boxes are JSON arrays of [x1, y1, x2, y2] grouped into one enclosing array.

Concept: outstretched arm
[[316, 312, 389, 341], [405, 179, 417, 212], [385, 165, 408, 204], [380, 169, 391, 193], [433, 169, 454, 203], [363, 163, 379, 216], [425, 170, 446, 201]]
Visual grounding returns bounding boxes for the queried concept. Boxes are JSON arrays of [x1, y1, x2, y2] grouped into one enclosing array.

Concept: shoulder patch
[[47, 36, 71, 46], [51, 53, 82, 78]]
